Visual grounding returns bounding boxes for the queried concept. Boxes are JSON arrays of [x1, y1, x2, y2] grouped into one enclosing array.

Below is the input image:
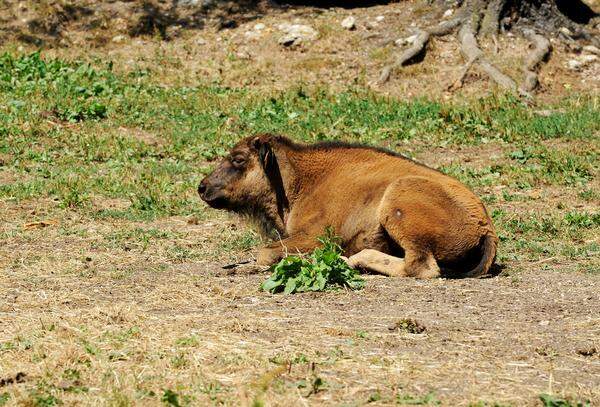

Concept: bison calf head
[[198, 135, 286, 213]]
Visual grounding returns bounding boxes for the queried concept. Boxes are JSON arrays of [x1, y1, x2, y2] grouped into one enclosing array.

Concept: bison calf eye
[[231, 156, 246, 167]]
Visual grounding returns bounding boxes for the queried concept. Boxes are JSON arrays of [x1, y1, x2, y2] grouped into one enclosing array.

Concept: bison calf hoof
[[256, 248, 282, 266]]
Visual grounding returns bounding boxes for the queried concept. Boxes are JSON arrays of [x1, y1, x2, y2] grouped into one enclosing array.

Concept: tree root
[[377, 0, 593, 97], [457, 21, 518, 92], [377, 17, 463, 84], [520, 29, 551, 93], [447, 57, 476, 91], [480, 0, 504, 36]]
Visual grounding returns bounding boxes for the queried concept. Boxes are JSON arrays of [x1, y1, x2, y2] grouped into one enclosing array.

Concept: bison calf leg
[[346, 249, 408, 277], [256, 234, 317, 266], [347, 248, 440, 279]]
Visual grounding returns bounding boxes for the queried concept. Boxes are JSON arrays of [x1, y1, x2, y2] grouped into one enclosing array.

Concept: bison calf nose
[[198, 180, 208, 196]]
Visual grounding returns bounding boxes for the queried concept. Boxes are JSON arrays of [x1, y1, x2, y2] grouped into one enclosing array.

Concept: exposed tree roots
[[457, 21, 519, 93], [520, 29, 552, 93], [378, 0, 597, 97], [378, 17, 463, 83]]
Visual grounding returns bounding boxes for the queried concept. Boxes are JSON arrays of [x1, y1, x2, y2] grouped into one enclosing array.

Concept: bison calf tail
[[462, 233, 498, 278]]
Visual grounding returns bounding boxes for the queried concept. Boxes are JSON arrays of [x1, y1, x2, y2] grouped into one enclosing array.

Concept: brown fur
[[198, 134, 498, 278]]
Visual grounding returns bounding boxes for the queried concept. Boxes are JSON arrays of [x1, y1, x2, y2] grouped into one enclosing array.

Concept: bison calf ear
[[251, 136, 274, 170]]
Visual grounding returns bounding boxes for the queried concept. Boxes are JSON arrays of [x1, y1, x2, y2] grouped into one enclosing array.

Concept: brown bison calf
[[198, 134, 498, 278]]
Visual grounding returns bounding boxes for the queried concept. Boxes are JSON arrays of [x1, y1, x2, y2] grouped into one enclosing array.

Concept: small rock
[[443, 9, 453, 18], [375, 15, 385, 22], [568, 54, 598, 70], [580, 54, 598, 64], [567, 59, 582, 70], [195, 37, 207, 45], [112, 35, 126, 43], [559, 27, 573, 37], [254, 23, 266, 31], [244, 30, 261, 41], [277, 23, 318, 47], [365, 21, 379, 30], [341, 16, 356, 30], [395, 34, 418, 46], [583, 45, 600, 56]]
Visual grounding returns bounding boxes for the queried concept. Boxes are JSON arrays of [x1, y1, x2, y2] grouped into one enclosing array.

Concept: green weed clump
[[539, 393, 591, 407], [0, 51, 117, 122], [261, 229, 364, 294]]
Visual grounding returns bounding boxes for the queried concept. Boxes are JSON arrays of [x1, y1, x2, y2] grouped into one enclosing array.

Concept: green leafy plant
[[539, 394, 591, 407], [161, 389, 181, 407], [261, 228, 364, 294], [396, 391, 440, 405]]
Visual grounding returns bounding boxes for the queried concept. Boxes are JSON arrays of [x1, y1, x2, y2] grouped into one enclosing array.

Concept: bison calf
[[199, 134, 497, 278]]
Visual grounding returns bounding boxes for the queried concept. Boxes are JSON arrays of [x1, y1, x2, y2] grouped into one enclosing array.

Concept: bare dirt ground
[[1, 231, 600, 406], [1, 1, 599, 406]]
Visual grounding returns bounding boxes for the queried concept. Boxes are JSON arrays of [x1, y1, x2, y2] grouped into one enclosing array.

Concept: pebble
[[395, 34, 418, 46], [583, 45, 600, 55], [559, 27, 573, 37], [567, 55, 596, 71], [277, 23, 318, 47], [341, 16, 356, 30], [244, 31, 261, 41]]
